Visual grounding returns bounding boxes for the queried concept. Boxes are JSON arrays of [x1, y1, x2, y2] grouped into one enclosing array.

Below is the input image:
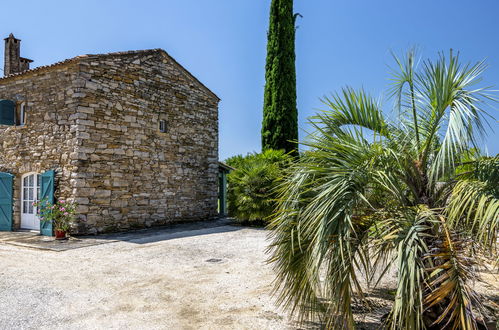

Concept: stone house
[[0, 34, 220, 235]]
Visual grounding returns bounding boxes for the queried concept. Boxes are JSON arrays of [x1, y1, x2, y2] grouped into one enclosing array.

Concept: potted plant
[[34, 199, 76, 239]]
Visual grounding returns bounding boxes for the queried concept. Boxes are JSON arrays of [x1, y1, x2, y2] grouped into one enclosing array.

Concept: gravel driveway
[[1, 221, 496, 330], [0, 223, 292, 330]]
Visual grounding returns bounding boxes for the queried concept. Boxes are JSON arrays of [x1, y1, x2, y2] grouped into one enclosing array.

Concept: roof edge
[[0, 58, 79, 82], [0, 48, 221, 101], [156, 49, 220, 101]]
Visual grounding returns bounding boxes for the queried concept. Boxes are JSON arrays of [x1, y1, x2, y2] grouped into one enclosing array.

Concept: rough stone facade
[[0, 49, 219, 234]]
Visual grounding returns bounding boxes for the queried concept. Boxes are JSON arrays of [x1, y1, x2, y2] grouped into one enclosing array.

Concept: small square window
[[159, 119, 167, 133]]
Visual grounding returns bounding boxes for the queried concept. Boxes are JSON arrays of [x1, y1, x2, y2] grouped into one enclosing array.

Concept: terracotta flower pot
[[54, 230, 67, 240]]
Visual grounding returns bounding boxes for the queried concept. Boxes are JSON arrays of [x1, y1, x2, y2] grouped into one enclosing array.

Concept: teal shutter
[[0, 100, 15, 126], [40, 170, 55, 236], [0, 172, 14, 231]]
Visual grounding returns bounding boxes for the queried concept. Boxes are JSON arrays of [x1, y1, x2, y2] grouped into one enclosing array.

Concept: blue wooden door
[[40, 170, 55, 236], [0, 172, 14, 231]]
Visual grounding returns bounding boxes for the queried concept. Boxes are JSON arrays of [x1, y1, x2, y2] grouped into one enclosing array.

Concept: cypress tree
[[261, 0, 299, 155]]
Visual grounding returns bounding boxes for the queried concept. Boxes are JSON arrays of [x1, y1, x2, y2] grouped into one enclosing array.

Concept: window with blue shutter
[[0, 100, 15, 126]]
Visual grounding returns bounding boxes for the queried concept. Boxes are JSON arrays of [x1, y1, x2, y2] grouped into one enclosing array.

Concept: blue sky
[[2, 0, 498, 159]]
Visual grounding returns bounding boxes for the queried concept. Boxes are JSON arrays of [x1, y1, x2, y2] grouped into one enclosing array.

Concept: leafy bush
[[225, 149, 292, 224], [34, 198, 77, 231]]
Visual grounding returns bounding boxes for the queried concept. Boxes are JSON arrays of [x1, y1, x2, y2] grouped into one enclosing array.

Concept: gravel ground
[[0, 223, 497, 330], [0, 224, 293, 330]]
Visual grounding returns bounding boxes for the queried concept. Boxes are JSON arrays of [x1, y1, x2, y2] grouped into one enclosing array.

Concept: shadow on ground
[[0, 218, 243, 251]]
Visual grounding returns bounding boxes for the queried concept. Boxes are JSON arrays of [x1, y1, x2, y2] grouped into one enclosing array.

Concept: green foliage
[[34, 198, 77, 231], [268, 50, 498, 328], [225, 149, 292, 224], [261, 0, 299, 155], [447, 156, 499, 247]]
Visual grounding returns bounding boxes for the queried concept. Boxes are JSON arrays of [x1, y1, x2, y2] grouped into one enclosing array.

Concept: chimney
[[4, 33, 33, 76]]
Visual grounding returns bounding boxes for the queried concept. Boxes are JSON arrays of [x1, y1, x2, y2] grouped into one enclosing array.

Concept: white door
[[20, 173, 40, 230]]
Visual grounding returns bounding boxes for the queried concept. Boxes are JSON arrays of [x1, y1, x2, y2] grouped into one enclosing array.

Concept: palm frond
[[380, 206, 435, 330], [447, 157, 499, 248], [415, 51, 496, 182], [424, 219, 485, 329], [388, 48, 422, 151], [318, 87, 390, 139], [268, 130, 382, 326]]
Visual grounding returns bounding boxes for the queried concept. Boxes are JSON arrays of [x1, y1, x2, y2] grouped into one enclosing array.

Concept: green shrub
[[225, 149, 292, 224]]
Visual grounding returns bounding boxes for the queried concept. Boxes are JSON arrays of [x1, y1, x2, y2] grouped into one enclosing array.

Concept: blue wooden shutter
[[0, 100, 15, 126], [40, 170, 55, 236], [0, 172, 14, 231]]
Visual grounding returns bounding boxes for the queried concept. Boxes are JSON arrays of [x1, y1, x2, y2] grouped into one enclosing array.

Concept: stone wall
[[0, 49, 219, 234], [0, 64, 80, 229], [70, 50, 220, 233]]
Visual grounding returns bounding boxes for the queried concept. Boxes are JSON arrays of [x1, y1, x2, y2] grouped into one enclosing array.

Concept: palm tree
[[268, 50, 498, 329]]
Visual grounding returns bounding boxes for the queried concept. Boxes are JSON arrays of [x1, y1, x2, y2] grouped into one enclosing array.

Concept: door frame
[[20, 172, 40, 231]]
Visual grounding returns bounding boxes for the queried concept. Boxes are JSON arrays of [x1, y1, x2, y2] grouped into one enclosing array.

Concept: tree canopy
[[262, 0, 299, 155]]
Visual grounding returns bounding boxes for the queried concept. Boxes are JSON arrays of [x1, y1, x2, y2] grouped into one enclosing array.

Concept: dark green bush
[[225, 149, 292, 224]]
